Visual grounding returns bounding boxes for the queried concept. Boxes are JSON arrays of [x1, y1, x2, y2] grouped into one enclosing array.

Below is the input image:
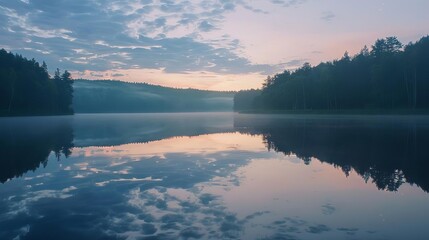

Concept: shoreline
[[236, 109, 429, 115]]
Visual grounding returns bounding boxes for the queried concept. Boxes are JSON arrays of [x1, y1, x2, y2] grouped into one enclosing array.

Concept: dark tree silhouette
[[234, 36, 429, 111], [0, 49, 73, 116], [234, 89, 262, 111]]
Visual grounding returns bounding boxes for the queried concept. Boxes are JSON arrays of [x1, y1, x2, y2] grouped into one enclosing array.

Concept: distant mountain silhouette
[[73, 79, 234, 113]]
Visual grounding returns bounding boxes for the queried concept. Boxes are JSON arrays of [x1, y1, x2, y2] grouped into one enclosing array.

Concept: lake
[[1, 113, 429, 240]]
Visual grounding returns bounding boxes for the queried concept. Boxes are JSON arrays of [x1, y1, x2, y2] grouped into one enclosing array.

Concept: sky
[[0, 0, 428, 91]]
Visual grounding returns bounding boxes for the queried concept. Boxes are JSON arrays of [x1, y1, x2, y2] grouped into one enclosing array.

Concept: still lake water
[[1, 113, 429, 240]]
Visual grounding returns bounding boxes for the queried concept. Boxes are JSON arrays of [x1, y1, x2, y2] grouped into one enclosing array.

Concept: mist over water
[[1, 113, 429, 240]]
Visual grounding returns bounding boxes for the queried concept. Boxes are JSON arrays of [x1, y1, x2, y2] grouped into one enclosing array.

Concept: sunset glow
[[1, 0, 428, 90]]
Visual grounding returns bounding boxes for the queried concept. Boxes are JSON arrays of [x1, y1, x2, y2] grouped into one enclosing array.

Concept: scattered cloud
[[198, 20, 217, 32], [111, 73, 126, 77], [95, 177, 162, 187], [274, 58, 308, 69], [0, 0, 281, 83], [321, 11, 336, 22], [271, 0, 307, 8], [321, 203, 336, 215], [1, 0, 427, 90]]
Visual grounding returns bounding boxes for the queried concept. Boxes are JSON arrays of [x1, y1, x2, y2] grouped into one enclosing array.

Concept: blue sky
[[0, 0, 428, 90]]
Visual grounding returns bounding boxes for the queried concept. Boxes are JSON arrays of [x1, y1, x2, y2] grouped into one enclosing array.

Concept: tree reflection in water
[[1, 113, 429, 194], [235, 115, 429, 192], [0, 116, 74, 183]]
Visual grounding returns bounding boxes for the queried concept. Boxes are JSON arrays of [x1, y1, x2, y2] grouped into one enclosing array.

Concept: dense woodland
[[0, 49, 73, 116], [73, 79, 234, 113], [235, 36, 429, 111]]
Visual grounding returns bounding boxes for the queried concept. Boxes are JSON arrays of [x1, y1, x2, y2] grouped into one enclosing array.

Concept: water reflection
[[234, 114, 429, 192], [0, 113, 234, 184], [72, 113, 235, 147], [0, 113, 429, 240], [0, 116, 73, 183]]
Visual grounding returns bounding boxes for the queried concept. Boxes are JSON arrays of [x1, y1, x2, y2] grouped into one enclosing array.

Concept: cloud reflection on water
[[1, 113, 429, 239]]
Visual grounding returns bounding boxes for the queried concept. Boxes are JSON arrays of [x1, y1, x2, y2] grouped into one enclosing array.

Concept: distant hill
[[73, 79, 234, 113]]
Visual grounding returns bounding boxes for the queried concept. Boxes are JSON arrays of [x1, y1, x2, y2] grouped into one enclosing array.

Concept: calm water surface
[[1, 113, 429, 240]]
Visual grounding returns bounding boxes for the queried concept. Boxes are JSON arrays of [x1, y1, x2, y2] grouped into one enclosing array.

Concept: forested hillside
[[0, 49, 73, 116], [73, 80, 234, 113], [234, 36, 429, 111]]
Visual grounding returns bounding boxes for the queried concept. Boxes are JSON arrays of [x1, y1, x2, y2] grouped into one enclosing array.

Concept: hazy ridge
[[73, 79, 234, 113]]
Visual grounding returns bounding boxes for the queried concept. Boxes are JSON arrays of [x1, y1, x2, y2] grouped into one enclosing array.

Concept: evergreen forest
[[0, 49, 73, 116], [234, 36, 429, 112]]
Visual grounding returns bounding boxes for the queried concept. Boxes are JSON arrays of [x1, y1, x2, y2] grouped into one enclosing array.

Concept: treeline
[[234, 36, 429, 111], [0, 49, 73, 116], [73, 79, 234, 113]]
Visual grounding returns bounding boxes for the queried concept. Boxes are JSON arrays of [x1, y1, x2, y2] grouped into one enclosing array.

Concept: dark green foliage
[[233, 89, 262, 111], [73, 79, 234, 113], [0, 49, 73, 116], [234, 36, 429, 111]]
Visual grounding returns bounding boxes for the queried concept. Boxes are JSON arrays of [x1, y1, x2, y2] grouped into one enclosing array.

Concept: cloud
[[118, 186, 248, 239], [270, 0, 307, 8], [306, 224, 331, 234], [237, 1, 269, 14], [95, 177, 162, 187], [111, 73, 126, 77], [321, 11, 336, 22], [274, 58, 308, 69], [89, 72, 104, 77], [0, 5, 75, 41], [0, 0, 279, 80], [321, 203, 336, 215], [337, 227, 359, 236], [5, 187, 77, 216], [198, 20, 217, 32]]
